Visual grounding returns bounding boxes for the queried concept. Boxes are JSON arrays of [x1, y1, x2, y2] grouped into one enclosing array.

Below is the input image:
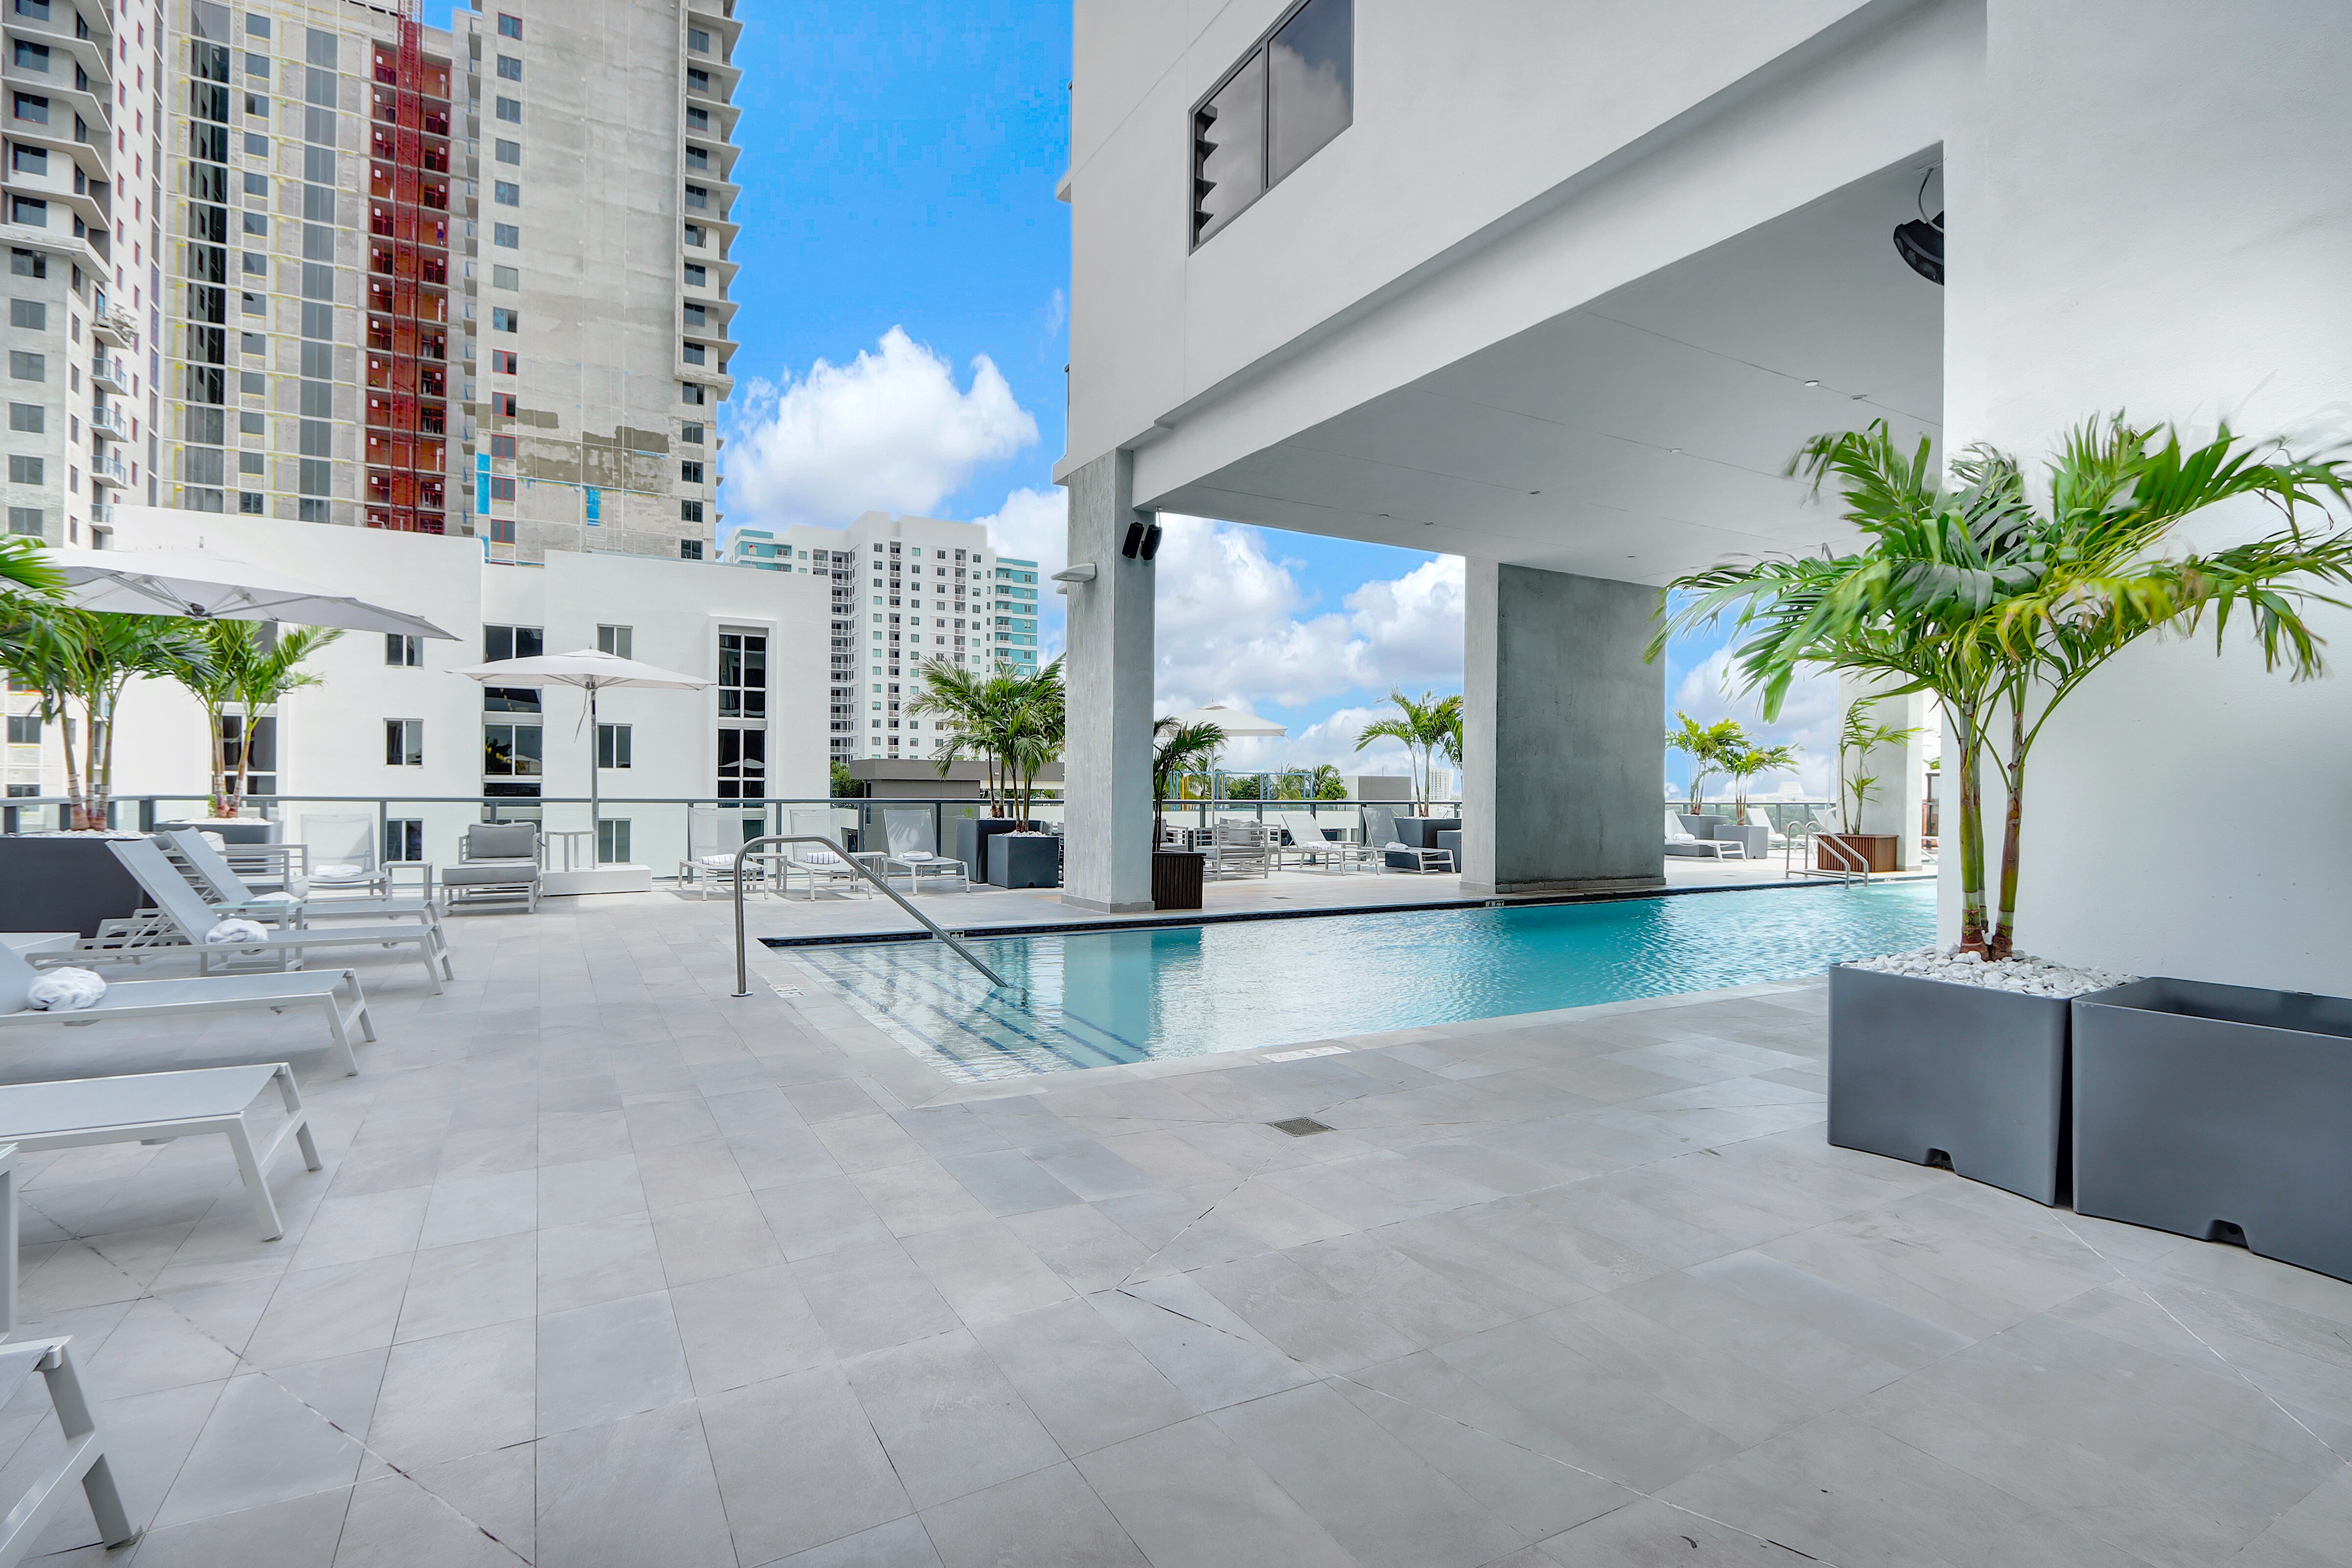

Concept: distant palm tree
[[908, 655, 1064, 821], [1722, 741, 1802, 817], [1152, 717, 1225, 848], [168, 621, 343, 815], [1354, 689, 1460, 811], [1666, 712, 1746, 813]]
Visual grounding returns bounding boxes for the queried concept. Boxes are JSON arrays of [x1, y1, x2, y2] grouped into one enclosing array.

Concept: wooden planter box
[[1816, 832, 1899, 872], [1151, 850, 1204, 911]]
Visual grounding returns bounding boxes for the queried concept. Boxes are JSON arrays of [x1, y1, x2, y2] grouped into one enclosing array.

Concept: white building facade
[[28, 506, 831, 867], [1058, 0, 2352, 985], [725, 510, 1041, 763]]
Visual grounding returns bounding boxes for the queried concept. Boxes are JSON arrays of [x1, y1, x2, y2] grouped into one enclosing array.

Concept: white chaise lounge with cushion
[[106, 839, 452, 993], [162, 830, 441, 931], [0, 942, 372, 1075]]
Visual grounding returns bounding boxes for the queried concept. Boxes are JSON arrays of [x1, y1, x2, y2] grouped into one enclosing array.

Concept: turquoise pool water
[[788, 880, 1937, 1083]]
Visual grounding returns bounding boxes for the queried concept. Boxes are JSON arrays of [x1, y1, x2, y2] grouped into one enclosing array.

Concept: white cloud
[[1151, 514, 1464, 713], [1670, 647, 1839, 797], [722, 328, 1037, 530], [974, 486, 1066, 579]]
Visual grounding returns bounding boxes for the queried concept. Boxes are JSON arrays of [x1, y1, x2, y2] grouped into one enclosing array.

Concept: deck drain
[[1269, 1117, 1333, 1137]]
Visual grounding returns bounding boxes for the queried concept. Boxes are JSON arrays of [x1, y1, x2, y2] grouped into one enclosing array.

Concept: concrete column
[[1460, 563, 1664, 897], [1060, 450, 1155, 913]]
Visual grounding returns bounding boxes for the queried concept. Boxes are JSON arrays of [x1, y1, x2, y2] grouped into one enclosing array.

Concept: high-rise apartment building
[[449, 0, 737, 564], [724, 512, 1042, 762], [151, 0, 735, 557], [3, 0, 167, 552]]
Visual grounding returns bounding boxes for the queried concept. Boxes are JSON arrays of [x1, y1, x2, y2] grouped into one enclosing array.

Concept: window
[[716, 726, 762, 799], [242, 252, 267, 275], [244, 93, 267, 118], [719, 631, 766, 718], [10, 0, 47, 19], [6, 714, 37, 744], [684, 263, 706, 287], [686, 145, 708, 170], [482, 623, 543, 661], [385, 717, 423, 766], [596, 722, 631, 769], [8, 250, 41, 278], [12, 93, 49, 125], [682, 342, 705, 365], [8, 196, 46, 225], [680, 460, 704, 484], [245, 134, 269, 155], [482, 684, 539, 714], [489, 474, 515, 499], [240, 410, 265, 434], [247, 13, 270, 35], [9, 147, 42, 174], [680, 422, 704, 444], [246, 52, 267, 77], [596, 819, 630, 865], [243, 291, 266, 314], [494, 138, 519, 164], [6, 457, 39, 486], [489, 434, 515, 458], [5, 506, 40, 535], [680, 499, 704, 524], [493, 223, 519, 248], [1191, 0, 1352, 246], [681, 382, 705, 406], [491, 308, 517, 332], [686, 68, 710, 93], [490, 393, 516, 416], [384, 819, 424, 863], [493, 182, 519, 207], [385, 632, 423, 666], [680, 539, 704, 560], [683, 303, 708, 327], [685, 184, 708, 210], [491, 265, 518, 290], [9, 300, 43, 331], [683, 223, 705, 246], [482, 722, 541, 778], [12, 41, 48, 72], [496, 54, 521, 81], [239, 452, 265, 474], [596, 624, 632, 658], [220, 714, 276, 797], [490, 349, 517, 374], [496, 13, 521, 38], [687, 106, 708, 130], [487, 515, 515, 543], [7, 404, 40, 433], [495, 96, 520, 123], [240, 371, 266, 394], [688, 28, 710, 52]]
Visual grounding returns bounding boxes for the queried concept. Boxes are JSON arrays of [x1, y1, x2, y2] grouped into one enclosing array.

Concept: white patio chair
[[680, 805, 763, 899], [105, 839, 452, 993], [779, 809, 866, 900], [0, 1334, 137, 1563], [299, 813, 390, 898], [1665, 812, 1746, 860], [882, 808, 968, 893], [162, 830, 440, 931], [442, 822, 543, 913], [0, 1062, 320, 1240], [1205, 820, 1273, 879], [0, 941, 372, 1076]]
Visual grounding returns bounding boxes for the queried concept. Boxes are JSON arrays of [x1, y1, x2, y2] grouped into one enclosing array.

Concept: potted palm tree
[[1659, 415, 2352, 1205], [168, 620, 343, 817], [1353, 689, 1460, 813], [1815, 700, 1914, 873], [912, 657, 1064, 879], [1151, 716, 1224, 910], [1717, 738, 1801, 858]]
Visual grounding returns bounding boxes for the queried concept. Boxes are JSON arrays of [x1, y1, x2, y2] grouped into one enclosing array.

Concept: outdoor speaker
[[1120, 521, 1146, 557], [1139, 523, 1163, 560], [1894, 211, 1944, 284]]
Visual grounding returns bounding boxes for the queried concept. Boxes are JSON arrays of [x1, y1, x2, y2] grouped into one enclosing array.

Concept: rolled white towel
[[1384, 841, 1410, 852], [698, 854, 738, 868], [898, 850, 936, 863], [205, 918, 270, 945], [312, 863, 366, 882], [198, 831, 228, 852], [252, 891, 301, 903], [284, 875, 310, 898], [24, 967, 105, 1011], [798, 848, 842, 867]]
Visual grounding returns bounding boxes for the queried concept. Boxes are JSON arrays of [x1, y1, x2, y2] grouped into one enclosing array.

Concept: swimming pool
[[786, 880, 1936, 1083]]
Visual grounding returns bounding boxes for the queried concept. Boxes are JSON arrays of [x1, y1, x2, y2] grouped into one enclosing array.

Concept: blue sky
[[428, 1, 1824, 795]]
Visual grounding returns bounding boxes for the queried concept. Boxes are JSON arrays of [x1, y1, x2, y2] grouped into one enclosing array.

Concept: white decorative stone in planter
[[1829, 947, 2133, 1205], [2073, 977, 2352, 1284]]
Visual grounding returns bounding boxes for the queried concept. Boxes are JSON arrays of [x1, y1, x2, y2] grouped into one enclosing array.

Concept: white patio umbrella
[[40, 546, 455, 639], [452, 649, 714, 847], [1166, 702, 1286, 738]]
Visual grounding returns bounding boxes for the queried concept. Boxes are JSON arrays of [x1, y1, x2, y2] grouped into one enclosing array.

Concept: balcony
[[93, 304, 136, 350], [88, 451, 128, 488], [88, 352, 128, 394], [87, 400, 128, 441]]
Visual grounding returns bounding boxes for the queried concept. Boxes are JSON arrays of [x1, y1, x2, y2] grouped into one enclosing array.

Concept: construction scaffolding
[[362, 0, 452, 534]]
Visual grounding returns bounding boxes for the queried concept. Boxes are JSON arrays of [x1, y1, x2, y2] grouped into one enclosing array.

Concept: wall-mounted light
[[1051, 563, 1096, 583]]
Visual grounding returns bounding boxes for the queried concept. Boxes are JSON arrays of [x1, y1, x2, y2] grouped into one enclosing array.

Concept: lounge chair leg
[[417, 942, 445, 996], [224, 1121, 285, 1241], [39, 1343, 135, 1549]]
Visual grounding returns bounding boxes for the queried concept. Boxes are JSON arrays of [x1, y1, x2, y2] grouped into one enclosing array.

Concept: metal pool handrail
[[729, 834, 1018, 999]]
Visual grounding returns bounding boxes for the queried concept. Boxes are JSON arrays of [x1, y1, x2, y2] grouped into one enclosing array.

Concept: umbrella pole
[[588, 683, 600, 865]]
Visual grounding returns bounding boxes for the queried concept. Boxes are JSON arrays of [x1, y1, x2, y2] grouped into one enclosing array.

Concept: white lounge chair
[[162, 830, 441, 932], [1204, 820, 1273, 879], [298, 813, 394, 898], [680, 805, 763, 899], [1745, 808, 1793, 852], [106, 839, 452, 993], [882, 808, 968, 893], [442, 822, 543, 912], [0, 1334, 137, 1562], [0, 941, 372, 1076], [1277, 812, 1373, 872], [0, 1062, 320, 1240], [1666, 812, 1746, 859], [780, 809, 866, 900]]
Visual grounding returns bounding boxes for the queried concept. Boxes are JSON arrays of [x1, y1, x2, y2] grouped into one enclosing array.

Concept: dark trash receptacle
[[1152, 851, 1204, 910], [2074, 977, 2352, 1283]]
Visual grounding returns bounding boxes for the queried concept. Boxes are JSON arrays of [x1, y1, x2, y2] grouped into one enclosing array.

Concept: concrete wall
[[1936, 0, 2352, 988], [1460, 564, 1663, 895]]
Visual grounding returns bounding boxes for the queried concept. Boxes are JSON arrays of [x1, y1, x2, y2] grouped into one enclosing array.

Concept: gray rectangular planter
[[1828, 964, 2075, 1205], [987, 832, 1060, 890], [2073, 978, 2352, 1283]]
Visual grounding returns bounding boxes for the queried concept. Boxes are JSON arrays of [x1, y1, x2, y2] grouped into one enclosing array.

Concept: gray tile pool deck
[[0, 885, 2343, 1567]]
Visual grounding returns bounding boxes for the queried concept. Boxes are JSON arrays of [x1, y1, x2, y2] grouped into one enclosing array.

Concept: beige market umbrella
[[453, 649, 714, 842]]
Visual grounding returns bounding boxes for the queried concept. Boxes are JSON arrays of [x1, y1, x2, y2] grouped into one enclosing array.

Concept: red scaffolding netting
[[363, 0, 453, 534]]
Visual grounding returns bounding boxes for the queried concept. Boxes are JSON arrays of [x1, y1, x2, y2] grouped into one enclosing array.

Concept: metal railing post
[[731, 834, 1017, 999]]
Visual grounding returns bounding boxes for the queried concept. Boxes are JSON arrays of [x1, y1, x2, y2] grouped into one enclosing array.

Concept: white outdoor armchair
[[883, 808, 968, 893], [681, 806, 763, 899], [779, 809, 867, 900], [299, 813, 391, 898]]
